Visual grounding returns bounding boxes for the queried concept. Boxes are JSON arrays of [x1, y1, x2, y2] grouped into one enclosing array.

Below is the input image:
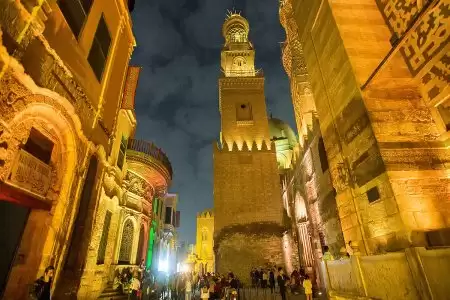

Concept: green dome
[[268, 117, 298, 148]]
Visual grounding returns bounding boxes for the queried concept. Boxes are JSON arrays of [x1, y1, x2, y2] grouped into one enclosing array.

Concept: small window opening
[[117, 136, 127, 169], [367, 186, 380, 203], [23, 128, 54, 164]]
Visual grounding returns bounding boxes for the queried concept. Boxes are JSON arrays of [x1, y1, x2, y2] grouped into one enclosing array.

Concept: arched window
[[201, 229, 208, 241], [119, 219, 134, 264], [136, 226, 145, 264]]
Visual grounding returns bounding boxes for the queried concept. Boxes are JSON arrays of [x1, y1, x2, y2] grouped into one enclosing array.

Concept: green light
[[146, 220, 157, 269]]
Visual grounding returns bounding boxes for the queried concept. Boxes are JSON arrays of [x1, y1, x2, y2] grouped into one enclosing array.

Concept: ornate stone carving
[[375, 0, 429, 36], [400, 1, 449, 76], [8, 149, 51, 197], [0, 129, 8, 167], [124, 171, 153, 200], [421, 52, 449, 104], [103, 166, 122, 200]]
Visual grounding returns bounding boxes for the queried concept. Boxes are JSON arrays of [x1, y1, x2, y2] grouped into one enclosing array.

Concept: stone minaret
[[213, 12, 285, 283]]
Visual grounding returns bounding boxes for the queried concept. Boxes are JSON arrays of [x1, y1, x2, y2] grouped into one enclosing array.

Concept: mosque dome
[[269, 117, 298, 169], [269, 117, 298, 147]]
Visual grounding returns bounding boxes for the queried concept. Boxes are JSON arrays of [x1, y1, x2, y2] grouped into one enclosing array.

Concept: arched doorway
[[119, 219, 134, 264], [136, 225, 145, 265]]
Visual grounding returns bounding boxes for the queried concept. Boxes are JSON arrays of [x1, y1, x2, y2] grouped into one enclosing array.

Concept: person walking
[[185, 274, 192, 300], [30, 266, 54, 300], [200, 284, 210, 299], [303, 275, 313, 300], [277, 267, 287, 300], [130, 273, 141, 300], [322, 245, 335, 261], [262, 270, 268, 288], [269, 269, 275, 294]]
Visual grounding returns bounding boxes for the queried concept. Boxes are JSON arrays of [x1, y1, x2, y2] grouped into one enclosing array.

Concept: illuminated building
[[213, 12, 285, 283], [195, 210, 215, 274], [279, 0, 450, 261], [0, 0, 172, 298], [155, 193, 180, 274]]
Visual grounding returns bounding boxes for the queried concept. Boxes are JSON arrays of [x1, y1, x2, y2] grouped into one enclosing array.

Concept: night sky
[[130, 0, 295, 244]]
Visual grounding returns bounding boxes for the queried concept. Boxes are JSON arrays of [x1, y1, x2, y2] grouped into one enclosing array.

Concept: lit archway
[[3, 101, 83, 299]]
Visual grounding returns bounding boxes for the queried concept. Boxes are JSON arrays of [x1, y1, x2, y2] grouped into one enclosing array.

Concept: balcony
[[126, 139, 172, 197], [7, 149, 52, 199]]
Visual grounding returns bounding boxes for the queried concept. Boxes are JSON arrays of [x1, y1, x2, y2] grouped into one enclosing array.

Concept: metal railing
[[127, 139, 173, 178]]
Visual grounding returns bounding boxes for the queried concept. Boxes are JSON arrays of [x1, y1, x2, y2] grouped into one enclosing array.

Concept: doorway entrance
[[0, 200, 30, 298]]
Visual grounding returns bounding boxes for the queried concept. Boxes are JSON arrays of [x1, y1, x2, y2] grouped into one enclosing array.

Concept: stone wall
[[283, 0, 450, 255], [215, 232, 284, 285], [214, 144, 285, 281], [323, 247, 450, 300]]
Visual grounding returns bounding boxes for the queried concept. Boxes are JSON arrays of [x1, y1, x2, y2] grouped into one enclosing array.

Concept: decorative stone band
[[213, 222, 287, 251], [219, 76, 265, 89]]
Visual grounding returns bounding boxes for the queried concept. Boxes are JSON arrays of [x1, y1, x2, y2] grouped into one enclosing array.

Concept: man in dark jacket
[[269, 269, 275, 294], [277, 267, 288, 300], [31, 266, 54, 300]]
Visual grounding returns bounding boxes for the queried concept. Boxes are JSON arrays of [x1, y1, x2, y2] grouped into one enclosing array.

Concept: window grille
[[118, 219, 134, 263]]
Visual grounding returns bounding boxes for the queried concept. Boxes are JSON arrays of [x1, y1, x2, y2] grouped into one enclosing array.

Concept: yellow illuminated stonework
[[279, 0, 450, 297], [192, 210, 215, 274], [0, 0, 161, 299], [214, 13, 285, 284]]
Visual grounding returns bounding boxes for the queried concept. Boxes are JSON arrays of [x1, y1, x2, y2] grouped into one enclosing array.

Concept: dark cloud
[[131, 0, 295, 244]]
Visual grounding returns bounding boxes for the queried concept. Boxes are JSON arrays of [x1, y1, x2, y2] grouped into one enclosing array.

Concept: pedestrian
[[268, 269, 275, 294], [30, 266, 54, 300], [277, 267, 287, 300], [130, 272, 141, 300], [303, 274, 313, 300], [322, 245, 334, 261], [340, 247, 350, 260], [346, 240, 354, 256], [201, 285, 210, 299], [185, 274, 192, 300], [262, 270, 268, 288]]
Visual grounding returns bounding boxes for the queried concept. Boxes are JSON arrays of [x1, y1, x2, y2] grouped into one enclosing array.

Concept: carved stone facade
[[0, 0, 140, 299], [279, 0, 450, 260]]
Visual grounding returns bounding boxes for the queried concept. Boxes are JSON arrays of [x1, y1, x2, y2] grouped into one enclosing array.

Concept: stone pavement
[[187, 288, 325, 300]]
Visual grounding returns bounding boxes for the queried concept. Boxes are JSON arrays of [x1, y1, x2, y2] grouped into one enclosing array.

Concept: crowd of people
[[249, 266, 312, 300], [168, 271, 240, 300]]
